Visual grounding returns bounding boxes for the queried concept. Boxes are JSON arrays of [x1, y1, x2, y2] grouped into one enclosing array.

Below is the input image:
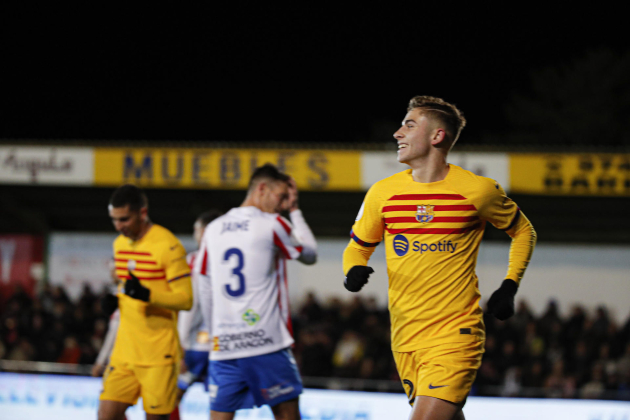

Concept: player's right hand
[[124, 271, 151, 302], [344, 265, 374, 292]]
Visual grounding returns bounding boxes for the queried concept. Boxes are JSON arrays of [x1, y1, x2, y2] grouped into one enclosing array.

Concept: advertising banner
[[0, 146, 93, 185], [2, 373, 630, 420], [361, 151, 510, 191], [510, 153, 630, 196], [94, 148, 361, 191]]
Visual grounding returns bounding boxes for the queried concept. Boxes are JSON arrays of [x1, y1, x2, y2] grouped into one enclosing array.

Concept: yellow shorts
[[99, 362, 178, 415], [393, 341, 484, 405]]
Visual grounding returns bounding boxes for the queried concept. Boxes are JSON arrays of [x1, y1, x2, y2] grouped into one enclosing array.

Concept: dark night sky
[[2, 8, 627, 145]]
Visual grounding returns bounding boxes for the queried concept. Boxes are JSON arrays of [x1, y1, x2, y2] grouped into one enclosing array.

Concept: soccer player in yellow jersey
[[98, 184, 193, 420], [343, 96, 536, 420]]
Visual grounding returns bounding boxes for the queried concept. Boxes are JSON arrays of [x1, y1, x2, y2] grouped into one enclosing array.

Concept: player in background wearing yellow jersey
[[343, 96, 536, 420], [98, 184, 193, 420]]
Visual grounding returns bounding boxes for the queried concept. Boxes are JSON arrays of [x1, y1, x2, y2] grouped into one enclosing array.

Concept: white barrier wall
[[48, 234, 630, 323], [2, 373, 630, 420]]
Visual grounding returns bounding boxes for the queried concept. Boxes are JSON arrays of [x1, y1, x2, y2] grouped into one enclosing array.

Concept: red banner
[[0, 235, 43, 303]]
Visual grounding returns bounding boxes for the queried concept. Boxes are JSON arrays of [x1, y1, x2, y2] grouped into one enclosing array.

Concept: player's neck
[[408, 154, 449, 183], [132, 220, 153, 242], [241, 195, 261, 212]]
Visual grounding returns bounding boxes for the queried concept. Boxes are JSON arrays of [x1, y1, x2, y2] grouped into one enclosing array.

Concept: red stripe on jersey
[[434, 204, 477, 211], [385, 216, 479, 224], [273, 232, 292, 259], [388, 194, 466, 201], [117, 267, 164, 273], [188, 253, 197, 270], [114, 258, 157, 265], [116, 251, 152, 256], [382, 204, 477, 213], [276, 216, 292, 235], [120, 274, 166, 281], [386, 223, 481, 235], [200, 250, 208, 276]]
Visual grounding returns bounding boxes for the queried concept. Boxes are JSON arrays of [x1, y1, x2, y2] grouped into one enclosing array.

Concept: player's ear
[[431, 128, 447, 146], [257, 180, 268, 194], [139, 207, 148, 221]]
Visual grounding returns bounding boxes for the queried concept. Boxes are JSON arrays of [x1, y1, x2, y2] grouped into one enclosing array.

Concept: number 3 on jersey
[[223, 248, 246, 297]]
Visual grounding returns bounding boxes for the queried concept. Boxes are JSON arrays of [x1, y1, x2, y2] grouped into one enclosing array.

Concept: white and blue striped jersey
[[196, 206, 316, 361]]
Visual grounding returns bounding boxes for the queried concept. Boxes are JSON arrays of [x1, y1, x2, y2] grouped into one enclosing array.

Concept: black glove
[[487, 279, 518, 321], [124, 271, 150, 302], [100, 294, 118, 317], [344, 266, 374, 292]]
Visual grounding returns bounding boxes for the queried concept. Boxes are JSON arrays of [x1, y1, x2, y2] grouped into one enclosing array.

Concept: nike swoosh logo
[[428, 384, 449, 389], [150, 405, 161, 409], [170, 245, 177, 250]]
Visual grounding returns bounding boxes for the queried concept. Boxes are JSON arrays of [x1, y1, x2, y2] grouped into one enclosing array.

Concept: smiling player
[[343, 96, 537, 420], [98, 184, 193, 420]]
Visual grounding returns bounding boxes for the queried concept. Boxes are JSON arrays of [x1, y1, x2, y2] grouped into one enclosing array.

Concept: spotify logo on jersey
[[393, 235, 409, 256]]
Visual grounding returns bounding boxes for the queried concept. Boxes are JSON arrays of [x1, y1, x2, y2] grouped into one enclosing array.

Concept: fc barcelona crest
[[416, 205, 434, 223]]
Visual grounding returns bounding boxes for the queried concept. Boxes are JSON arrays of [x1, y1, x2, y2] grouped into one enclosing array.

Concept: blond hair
[[408, 96, 466, 146]]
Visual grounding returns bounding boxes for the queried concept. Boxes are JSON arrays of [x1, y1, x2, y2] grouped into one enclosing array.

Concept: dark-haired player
[[98, 184, 193, 420], [343, 96, 536, 420], [197, 164, 317, 420]]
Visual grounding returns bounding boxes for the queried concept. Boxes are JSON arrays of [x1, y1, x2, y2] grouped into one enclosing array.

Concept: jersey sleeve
[[289, 209, 317, 265], [273, 216, 303, 260], [162, 239, 191, 283], [342, 185, 384, 274], [148, 236, 193, 311], [477, 180, 520, 230], [349, 185, 385, 247], [476, 179, 536, 284]]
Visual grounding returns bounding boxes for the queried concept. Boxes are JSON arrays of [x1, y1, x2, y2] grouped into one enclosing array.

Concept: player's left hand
[[487, 279, 518, 320], [124, 271, 151, 302]]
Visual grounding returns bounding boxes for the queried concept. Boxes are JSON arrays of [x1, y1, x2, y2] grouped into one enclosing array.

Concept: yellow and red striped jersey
[[111, 224, 190, 366], [345, 165, 527, 352]]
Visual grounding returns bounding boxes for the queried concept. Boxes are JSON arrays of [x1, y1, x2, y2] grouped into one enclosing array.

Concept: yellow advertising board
[[94, 148, 361, 191], [510, 153, 630, 196]]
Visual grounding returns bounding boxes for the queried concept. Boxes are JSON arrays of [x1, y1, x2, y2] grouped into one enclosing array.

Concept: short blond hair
[[408, 96, 466, 146]]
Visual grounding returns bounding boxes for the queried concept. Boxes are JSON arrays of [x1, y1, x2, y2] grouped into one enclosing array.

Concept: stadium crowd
[[1, 284, 630, 400]]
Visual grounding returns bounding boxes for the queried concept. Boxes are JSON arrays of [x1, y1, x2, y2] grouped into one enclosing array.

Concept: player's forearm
[[290, 209, 318, 265], [150, 276, 193, 311], [342, 240, 375, 275], [505, 211, 537, 284]]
